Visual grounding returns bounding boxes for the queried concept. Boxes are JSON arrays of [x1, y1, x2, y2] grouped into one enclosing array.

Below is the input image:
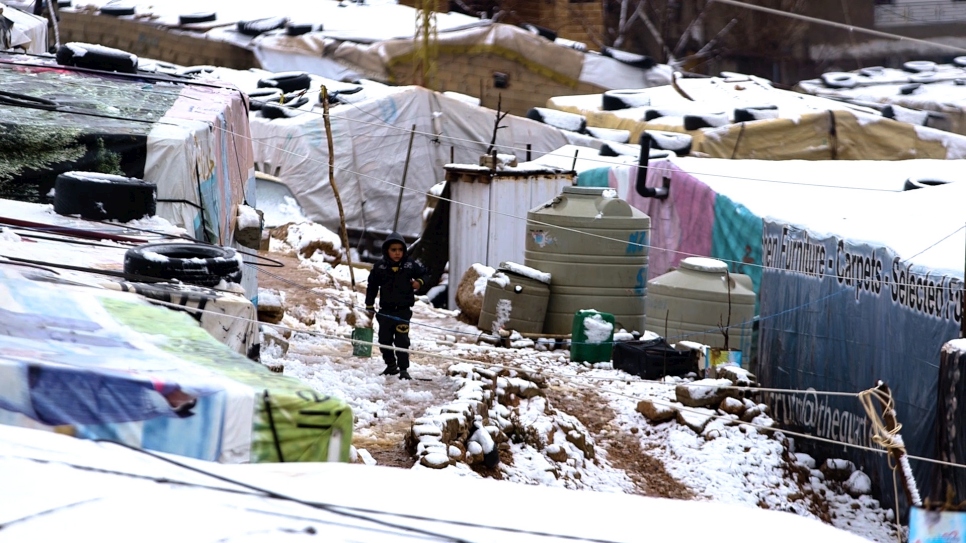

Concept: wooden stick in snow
[[321, 86, 356, 288]]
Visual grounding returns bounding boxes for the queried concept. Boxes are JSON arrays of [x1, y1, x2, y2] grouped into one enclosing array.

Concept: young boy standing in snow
[[365, 232, 428, 380]]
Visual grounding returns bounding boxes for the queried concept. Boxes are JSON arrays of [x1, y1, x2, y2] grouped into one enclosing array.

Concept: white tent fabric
[[0, 424, 870, 542], [0, 2, 46, 54], [247, 85, 575, 237], [254, 23, 673, 91]]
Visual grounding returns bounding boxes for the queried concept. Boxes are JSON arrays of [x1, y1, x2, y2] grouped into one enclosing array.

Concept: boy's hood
[[381, 232, 408, 260]]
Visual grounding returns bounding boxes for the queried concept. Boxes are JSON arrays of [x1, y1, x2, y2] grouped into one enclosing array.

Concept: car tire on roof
[[286, 22, 323, 36], [179, 12, 217, 25], [176, 65, 218, 78], [821, 71, 858, 89], [601, 89, 652, 111], [237, 16, 289, 37], [260, 96, 310, 119], [902, 60, 937, 73], [55, 42, 138, 74], [53, 171, 157, 223], [257, 72, 312, 94], [248, 88, 283, 110], [100, 4, 135, 16], [124, 243, 242, 287], [909, 72, 937, 84], [899, 83, 921, 95]]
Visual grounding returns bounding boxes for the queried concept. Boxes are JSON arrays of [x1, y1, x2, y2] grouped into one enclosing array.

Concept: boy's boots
[[381, 363, 399, 376]]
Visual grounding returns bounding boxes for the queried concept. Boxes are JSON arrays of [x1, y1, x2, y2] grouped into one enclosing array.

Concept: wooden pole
[[321, 86, 356, 288], [393, 124, 417, 233], [875, 382, 922, 507]]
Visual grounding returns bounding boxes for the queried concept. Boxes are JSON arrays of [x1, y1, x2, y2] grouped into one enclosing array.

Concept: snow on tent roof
[[0, 53, 253, 248], [253, 23, 673, 91], [666, 156, 966, 273], [0, 423, 871, 542], [796, 61, 966, 136], [192, 66, 598, 237], [62, 0, 487, 44], [545, 74, 966, 160]]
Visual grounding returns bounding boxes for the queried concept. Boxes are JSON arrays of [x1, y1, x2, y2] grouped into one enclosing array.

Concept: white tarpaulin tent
[[0, 2, 46, 54], [200, 67, 587, 237], [0, 424, 869, 542], [253, 23, 673, 92]]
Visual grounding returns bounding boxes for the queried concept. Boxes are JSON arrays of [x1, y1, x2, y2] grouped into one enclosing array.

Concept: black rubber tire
[[54, 171, 156, 222], [520, 23, 557, 42], [237, 16, 289, 37], [644, 130, 692, 156], [56, 42, 138, 74], [900, 83, 921, 95], [733, 106, 777, 123], [585, 126, 630, 144], [598, 144, 620, 157], [602, 89, 651, 111], [601, 47, 656, 69], [286, 22, 323, 36], [179, 12, 217, 25], [100, 5, 135, 16], [683, 115, 711, 131], [525, 107, 586, 134], [248, 88, 283, 111], [821, 71, 858, 89], [257, 71, 312, 93], [902, 60, 936, 73], [176, 65, 217, 78], [326, 86, 363, 104], [260, 96, 309, 119], [124, 243, 242, 287]]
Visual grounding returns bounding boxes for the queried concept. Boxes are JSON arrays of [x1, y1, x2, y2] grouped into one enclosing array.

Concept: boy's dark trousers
[[376, 307, 412, 370]]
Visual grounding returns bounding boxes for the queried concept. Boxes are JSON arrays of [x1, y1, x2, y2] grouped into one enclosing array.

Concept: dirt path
[[544, 384, 694, 500], [257, 248, 694, 497], [256, 249, 467, 466]]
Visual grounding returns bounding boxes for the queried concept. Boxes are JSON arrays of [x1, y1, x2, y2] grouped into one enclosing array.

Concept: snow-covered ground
[[256, 233, 900, 543]]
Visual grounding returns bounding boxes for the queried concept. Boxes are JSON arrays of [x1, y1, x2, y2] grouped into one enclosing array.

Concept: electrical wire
[[710, 0, 966, 55], [205, 118, 965, 285], [4, 53, 960, 281], [113, 294, 966, 475], [91, 439, 625, 543]]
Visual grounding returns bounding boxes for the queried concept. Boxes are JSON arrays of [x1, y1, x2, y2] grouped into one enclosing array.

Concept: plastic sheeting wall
[[757, 220, 962, 512], [0, 267, 353, 464], [249, 87, 573, 238], [585, 158, 965, 510]]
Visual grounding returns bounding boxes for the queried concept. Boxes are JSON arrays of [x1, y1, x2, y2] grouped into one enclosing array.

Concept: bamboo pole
[[321, 86, 356, 288]]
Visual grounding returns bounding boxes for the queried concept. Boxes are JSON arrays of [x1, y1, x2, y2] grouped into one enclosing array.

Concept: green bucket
[[352, 327, 373, 357], [570, 309, 615, 363]]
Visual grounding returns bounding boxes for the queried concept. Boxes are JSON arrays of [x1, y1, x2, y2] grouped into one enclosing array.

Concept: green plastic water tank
[[524, 186, 650, 335], [478, 262, 551, 335], [645, 256, 756, 354], [571, 309, 615, 362]]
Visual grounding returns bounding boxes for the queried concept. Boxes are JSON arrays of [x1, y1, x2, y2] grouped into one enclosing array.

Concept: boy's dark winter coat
[[365, 232, 428, 310]]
